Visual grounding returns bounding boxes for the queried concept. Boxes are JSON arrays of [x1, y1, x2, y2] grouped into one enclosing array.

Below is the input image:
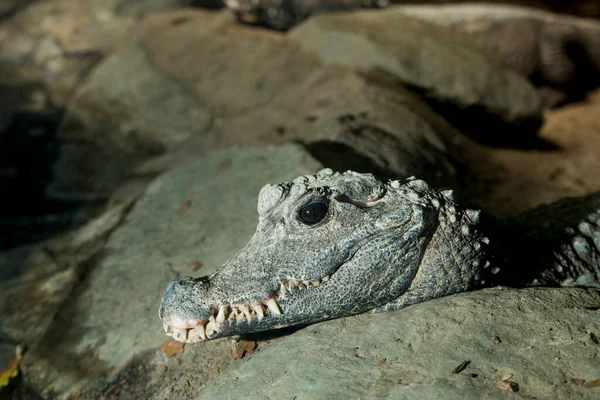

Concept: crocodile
[[159, 169, 600, 343]]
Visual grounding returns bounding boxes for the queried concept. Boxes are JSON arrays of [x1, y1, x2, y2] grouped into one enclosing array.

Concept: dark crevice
[[404, 84, 556, 150], [0, 104, 106, 250]]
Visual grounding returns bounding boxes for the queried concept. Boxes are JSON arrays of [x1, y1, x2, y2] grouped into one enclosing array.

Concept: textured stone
[[197, 287, 600, 400], [0, 201, 133, 345], [50, 9, 464, 197], [288, 10, 543, 137], [49, 43, 213, 196]]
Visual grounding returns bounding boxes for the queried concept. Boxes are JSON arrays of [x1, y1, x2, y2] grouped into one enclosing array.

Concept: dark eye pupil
[[299, 201, 328, 225]]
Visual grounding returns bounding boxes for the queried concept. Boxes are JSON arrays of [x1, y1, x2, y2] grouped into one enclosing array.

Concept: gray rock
[[51, 9, 466, 198], [49, 43, 213, 197], [0, 201, 134, 345], [21, 143, 323, 399], [197, 287, 600, 399], [288, 10, 543, 139], [133, 9, 470, 186]]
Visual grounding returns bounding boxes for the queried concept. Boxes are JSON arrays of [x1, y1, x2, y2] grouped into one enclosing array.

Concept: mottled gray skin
[[159, 169, 600, 343]]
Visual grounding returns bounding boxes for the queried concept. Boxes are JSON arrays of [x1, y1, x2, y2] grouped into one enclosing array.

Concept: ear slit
[[334, 193, 383, 209]]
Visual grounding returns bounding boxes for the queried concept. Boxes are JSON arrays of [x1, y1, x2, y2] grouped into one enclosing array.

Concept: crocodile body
[[159, 169, 600, 343]]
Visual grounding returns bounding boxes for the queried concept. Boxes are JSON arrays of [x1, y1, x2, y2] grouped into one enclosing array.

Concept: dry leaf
[[452, 360, 470, 374], [160, 340, 185, 358], [232, 339, 256, 359], [458, 316, 466, 324], [584, 377, 600, 388], [0, 345, 22, 388], [496, 381, 519, 392], [492, 335, 502, 344], [374, 358, 386, 368], [176, 200, 191, 216], [569, 378, 586, 386], [501, 374, 513, 381]]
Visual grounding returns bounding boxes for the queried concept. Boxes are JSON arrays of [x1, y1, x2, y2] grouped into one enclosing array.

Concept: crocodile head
[[159, 169, 491, 343]]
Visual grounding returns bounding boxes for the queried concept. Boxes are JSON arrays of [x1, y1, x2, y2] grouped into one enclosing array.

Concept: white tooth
[[312, 280, 320, 286], [265, 298, 282, 315], [228, 309, 237, 320], [217, 306, 227, 324], [279, 283, 288, 297], [240, 304, 252, 319], [303, 280, 311, 286], [206, 324, 217, 338], [289, 279, 299, 287], [209, 314, 217, 326], [236, 312, 246, 323], [196, 324, 207, 340], [322, 275, 330, 282], [163, 322, 172, 333], [252, 304, 264, 319]]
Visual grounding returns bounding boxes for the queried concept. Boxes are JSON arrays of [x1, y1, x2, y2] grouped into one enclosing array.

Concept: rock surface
[[391, 4, 600, 107], [21, 143, 323, 399], [197, 287, 600, 400], [288, 9, 543, 138], [49, 42, 213, 196], [0, 199, 134, 345], [49, 9, 465, 197]]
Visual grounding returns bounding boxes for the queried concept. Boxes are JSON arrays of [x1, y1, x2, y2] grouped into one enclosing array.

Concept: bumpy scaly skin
[[159, 169, 600, 343], [159, 169, 495, 343], [493, 192, 600, 288]]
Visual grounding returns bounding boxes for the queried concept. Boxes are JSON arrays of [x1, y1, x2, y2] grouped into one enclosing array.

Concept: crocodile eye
[[299, 200, 328, 225]]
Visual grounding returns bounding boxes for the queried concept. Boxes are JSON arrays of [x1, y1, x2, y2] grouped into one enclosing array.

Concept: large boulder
[[288, 9, 543, 141]]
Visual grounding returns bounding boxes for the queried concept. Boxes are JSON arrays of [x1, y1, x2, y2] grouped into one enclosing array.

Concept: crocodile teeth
[[194, 323, 207, 340], [252, 304, 264, 319], [240, 304, 252, 319], [311, 279, 321, 286], [303, 280, 311, 286], [206, 322, 218, 338], [278, 282, 288, 297], [322, 275, 330, 282], [209, 314, 217, 326], [265, 298, 282, 315], [236, 312, 246, 322], [163, 322, 172, 334], [289, 279, 299, 287], [228, 308, 238, 320], [217, 305, 227, 324]]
